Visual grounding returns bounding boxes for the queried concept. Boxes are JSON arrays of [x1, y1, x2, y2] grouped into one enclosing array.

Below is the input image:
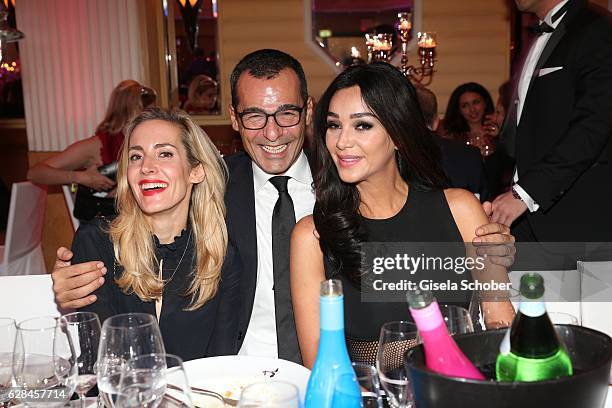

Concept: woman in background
[[441, 82, 499, 157], [290, 63, 515, 367], [27, 80, 156, 222], [182, 74, 219, 114]]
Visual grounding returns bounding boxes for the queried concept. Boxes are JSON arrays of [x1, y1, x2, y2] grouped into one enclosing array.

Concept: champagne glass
[[237, 381, 300, 408], [376, 321, 419, 408], [97, 313, 165, 408], [12, 316, 77, 407], [63, 312, 101, 407], [439, 305, 474, 336], [0, 318, 16, 407], [116, 353, 193, 408], [333, 362, 383, 408]]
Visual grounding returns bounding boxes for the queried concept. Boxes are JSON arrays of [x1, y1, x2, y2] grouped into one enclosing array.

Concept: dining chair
[[0, 182, 47, 276], [62, 184, 79, 231], [0, 274, 71, 323]]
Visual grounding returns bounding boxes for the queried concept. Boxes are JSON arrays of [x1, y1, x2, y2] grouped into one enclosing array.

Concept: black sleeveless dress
[[323, 188, 471, 364]]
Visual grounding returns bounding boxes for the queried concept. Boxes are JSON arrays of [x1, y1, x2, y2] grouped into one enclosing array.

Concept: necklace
[[159, 230, 192, 286]]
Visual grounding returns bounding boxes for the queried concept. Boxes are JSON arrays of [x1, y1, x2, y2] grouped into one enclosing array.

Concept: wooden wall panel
[[422, 0, 510, 114], [215, 0, 509, 114]]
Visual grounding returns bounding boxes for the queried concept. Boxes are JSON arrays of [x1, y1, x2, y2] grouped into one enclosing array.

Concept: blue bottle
[[305, 279, 361, 408]]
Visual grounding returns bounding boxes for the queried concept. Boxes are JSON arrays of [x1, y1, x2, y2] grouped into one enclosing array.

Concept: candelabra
[[398, 12, 437, 85]]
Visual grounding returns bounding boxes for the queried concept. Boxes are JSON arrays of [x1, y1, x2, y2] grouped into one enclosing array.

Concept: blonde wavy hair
[[109, 107, 228, 310], [96, 80, 157, 135]]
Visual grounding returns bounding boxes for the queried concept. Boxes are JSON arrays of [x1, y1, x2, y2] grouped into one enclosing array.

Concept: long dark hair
[[443, 82, 494, 139], [312, 62, 447, 282]]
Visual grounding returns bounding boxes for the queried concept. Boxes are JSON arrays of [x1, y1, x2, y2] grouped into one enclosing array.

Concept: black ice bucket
[[404, 325, 612, 408]]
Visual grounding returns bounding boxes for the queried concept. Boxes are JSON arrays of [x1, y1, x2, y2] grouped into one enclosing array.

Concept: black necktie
[[269, 176, 302, 363]]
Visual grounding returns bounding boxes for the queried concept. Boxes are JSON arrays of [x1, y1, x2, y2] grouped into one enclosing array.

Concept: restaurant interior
[[1, 1, 612, 406]]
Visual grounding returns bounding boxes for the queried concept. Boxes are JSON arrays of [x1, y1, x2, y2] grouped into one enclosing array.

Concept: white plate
[[183, 356, 311, 402]]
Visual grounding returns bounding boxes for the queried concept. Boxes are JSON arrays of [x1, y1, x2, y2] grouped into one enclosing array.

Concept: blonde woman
[[74, 107, 241, 360], [27, 80, 157, 221]]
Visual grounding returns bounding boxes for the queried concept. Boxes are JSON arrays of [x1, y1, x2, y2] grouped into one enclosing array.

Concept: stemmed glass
[[439, 305, 474, 336], [333, 362, 383, 408], [12, 316, 77, 407], [97, 313, 165, 408], [237, 381, 300, 408], [63, 312, 101, 407], [116, 353, 193, 408], [376, 321, 419, 408], [0, 318, 17, 407]]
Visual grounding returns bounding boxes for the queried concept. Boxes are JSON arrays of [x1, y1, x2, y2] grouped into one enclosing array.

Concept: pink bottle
[[407, 289, 485, 380]]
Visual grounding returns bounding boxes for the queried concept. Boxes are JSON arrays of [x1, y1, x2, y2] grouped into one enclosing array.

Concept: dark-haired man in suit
[[415, 86, 489, 202], [492, 0, 612, 243], [48, 50, 517, 364]]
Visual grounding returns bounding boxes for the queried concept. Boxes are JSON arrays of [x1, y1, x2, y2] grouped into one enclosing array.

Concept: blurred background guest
[[416, 86, 488, 202], [441, 82, 499, 157], [182, 74, 219, 114], [27, 80, 156, 223]]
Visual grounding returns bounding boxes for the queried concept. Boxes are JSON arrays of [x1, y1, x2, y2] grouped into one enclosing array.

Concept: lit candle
[[350, 46, 361, 59]]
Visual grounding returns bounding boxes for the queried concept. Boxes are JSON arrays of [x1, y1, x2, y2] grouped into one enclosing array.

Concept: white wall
[[16, 0, 144, 151]]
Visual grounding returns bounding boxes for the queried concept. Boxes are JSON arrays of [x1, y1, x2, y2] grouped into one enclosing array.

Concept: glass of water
[[0, 318, 16, 406], [12, 316, 77, 408], [97, 313, 165, 407], [376, 321, 419, 408]]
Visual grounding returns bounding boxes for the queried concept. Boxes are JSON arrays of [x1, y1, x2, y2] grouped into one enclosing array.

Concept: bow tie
[[532, 21, 555, 35]]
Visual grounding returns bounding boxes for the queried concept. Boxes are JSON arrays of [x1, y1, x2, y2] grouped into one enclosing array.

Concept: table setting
[[1, 275, 611, 407]]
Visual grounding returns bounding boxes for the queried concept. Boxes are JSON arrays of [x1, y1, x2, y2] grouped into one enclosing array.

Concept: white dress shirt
[[514, 0, 569, 212], [238, 152, 315, 358]]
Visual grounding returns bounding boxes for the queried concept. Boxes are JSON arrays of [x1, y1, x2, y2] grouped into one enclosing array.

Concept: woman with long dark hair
[[290, 63, 515, 367], [441, 82, 498, 156]]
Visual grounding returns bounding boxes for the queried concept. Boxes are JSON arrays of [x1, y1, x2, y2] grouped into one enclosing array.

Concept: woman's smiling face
[[127, 119, 201, 218], [325, 85, 397, 185]]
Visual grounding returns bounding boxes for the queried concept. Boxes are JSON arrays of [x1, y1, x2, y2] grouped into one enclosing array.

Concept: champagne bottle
[[305, 279, 360, 408], [407, 289, 485, 380], [496, 273, 573, 382]]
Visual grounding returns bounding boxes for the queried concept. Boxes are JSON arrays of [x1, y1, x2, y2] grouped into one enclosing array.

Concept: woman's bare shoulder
[[294, 215, 319, 240]]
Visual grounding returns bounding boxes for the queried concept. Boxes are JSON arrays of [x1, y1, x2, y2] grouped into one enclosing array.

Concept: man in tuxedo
[[415, 86, 489, 201], [49, 49, 517, 363], [491, 0, 612, 243]]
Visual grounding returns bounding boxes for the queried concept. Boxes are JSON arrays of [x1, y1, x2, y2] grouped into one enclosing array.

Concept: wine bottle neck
[[518, 297, 546, 317], [320, 295, 344, 331], [410, 301, 444, 331]]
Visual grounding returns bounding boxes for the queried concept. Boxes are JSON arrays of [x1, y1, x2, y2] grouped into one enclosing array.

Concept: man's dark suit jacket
[[436, 135, 489, 202], [502, 0, 612, 242], [224, 152, 259, 353]]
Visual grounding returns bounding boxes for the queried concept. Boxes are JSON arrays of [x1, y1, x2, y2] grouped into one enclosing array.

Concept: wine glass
[[97, 313, 165, 408], [439, 305, 474, 336], [237, 381, 300, 408], [0, 318, 16, 407], [116, 353, 193, 408], [376, 321, 419, 408], [63, 312, 101, 407], [333, 362, 383, 408], [12, 316, 77, 407]]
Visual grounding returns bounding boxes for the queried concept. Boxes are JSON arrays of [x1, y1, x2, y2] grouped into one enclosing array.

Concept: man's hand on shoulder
[[51, 247, 106, 309], [473, 218, 516, 268]]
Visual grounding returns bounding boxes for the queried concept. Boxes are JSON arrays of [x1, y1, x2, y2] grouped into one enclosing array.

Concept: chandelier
[[365, 11, 437, 85]]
